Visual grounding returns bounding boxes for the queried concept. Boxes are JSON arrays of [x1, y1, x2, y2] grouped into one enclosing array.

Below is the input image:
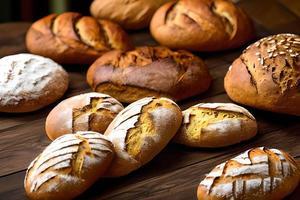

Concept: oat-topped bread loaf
[[0, 53, 68, 113], [104, 97, 182, 177], [26, 12, 133, 64], [90, 0, 172, 30], [46, 92, 124, 141], [198, 147, 300, 200], [174, 103, 257, 147], [150, 0, 254, 52], [87, 46, 212, 103], [24, 131, 114, 200], [225, 33, 300, 116]]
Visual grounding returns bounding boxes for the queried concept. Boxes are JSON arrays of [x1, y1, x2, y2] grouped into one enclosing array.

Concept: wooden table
[[1, 0, 300, 199]]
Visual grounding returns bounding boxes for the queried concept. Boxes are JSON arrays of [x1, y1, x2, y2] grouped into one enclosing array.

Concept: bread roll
[[104, 97, 182, 177], [150, 0, 254, 52], [87, 46, 212, 103], [90, 0, 172, 30], [198, 147, 300, 200], [174, 103, 257, 147], [0, 53, 68, 113], [24, 131, 114, 200], [26, 12, 133, 64], [46, 92, 124, 141], [224, 33, 300, 116]]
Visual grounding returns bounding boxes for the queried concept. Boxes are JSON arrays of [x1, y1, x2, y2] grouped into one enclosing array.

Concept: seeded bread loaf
[[224, 33, 300, 116], [46, 92, 124, 141], [26, 12, 133, 64], [104, 97, 182, 177], [150, 0, 254, 52], [174, 103, 257, 147], [87, 46, 212, 103], [0, 54, 68, 113], [24, 131, 114, 200], [198, 147, 300, 200]]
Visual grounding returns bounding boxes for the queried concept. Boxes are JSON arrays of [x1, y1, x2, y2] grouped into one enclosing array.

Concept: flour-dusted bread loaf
[[150, 0, 254, 52], [225, 33, 300, 116], [104, 97, 182, 177], [90, 0, 172, 30], [26, 12, 133, 64], [87, 46, 212, 103], [46, 92, 124, 141], [0, 53, 68, 113], [24, 131, 114, 200], [174, 103, 257, 148], [198, 147, 300, 200]]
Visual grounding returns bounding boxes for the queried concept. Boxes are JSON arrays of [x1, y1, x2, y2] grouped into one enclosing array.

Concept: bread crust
[[26, 12, 133, 64], [225, 33, 300, 116], [150, 0, 255, 52], [45, 92, 124, 141], [86, 46, 212, 103], [197, 147, 300, 200]]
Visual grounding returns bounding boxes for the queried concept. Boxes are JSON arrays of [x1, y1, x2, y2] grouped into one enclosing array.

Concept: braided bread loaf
[[24, 131, 114, 200], [26, 12, 133, 64], [198, 147, 300, 200], [150, 0, 254, 52], [104, 97, 182, 177], [224, 33, 300, 116]]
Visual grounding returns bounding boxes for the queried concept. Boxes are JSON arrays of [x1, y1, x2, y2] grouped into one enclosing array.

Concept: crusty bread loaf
[[46, 92, 124, 141], [90, 0, 172, 30], [24, 131, 114, 200], [0, 53, 68, 113], [104, 97, 182, 177], [224, 33, 300, 116], [26, 12, 133, 64], [87, 46, 212, 103], [150, 0, 254, 52], [174, 103, 257, 147], [198, 147, 300, 200]]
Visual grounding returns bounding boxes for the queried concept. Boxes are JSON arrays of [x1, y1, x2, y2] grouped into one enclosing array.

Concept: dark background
[[0, 0, 93, 22]]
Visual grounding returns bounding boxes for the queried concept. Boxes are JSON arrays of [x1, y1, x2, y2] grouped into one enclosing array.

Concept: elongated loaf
[[26, 12, 133, 64], [198, 147, 300, 200], [174, 103, 257, 147], [104, 97, 182, 177], [87, 46, 212, 103], [24, 131, 114, 200], [46, 92, 124, 140]]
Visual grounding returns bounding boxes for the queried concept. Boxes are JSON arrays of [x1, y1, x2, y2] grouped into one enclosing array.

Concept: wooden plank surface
[[0, 0, 300, 199]]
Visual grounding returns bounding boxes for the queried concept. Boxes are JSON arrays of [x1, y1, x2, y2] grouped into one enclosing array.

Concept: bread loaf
[[26, 12, 133, 64], [224, 33, 300, 116], [174, 103, 257, 147], [104, 97, 182, 177], [90, 0, 172, 30], [87, 46, 212, 103], [150, 0, 254, 52], [198, 147, 300, 200], [24, 131, 114, 200], [46, 92, 124, 141], [0, 53, 68, 113]]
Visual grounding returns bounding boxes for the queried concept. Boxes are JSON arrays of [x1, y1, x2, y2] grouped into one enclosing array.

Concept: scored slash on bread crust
[[197, 147, 300, 200]]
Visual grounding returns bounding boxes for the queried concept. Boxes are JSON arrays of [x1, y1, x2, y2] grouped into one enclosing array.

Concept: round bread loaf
[[24, 131, 114, 200], [174, 103, 257, 147], [86, 46, 212, 103], [104, 97, 182, 177], [0, 53, 68, 113], [198, 147, 300, 200], [90, 0, 172, 30], [150, 0, 254, 52], [224, 33, 300, 116], [45, 92, 124, 141], [26, 12, 133, 64]]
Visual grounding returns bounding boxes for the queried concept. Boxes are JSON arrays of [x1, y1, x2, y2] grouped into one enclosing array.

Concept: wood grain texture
[[0, 0, 300, 199]]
